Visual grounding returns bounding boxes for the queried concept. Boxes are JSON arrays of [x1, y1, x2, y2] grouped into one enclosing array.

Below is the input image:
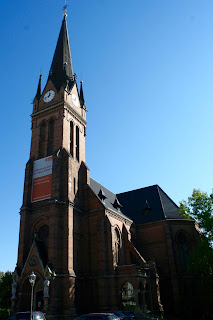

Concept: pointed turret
[[35, 74, 42, 101], [79, 80, 86, 109], [48, 15, 74, 91]]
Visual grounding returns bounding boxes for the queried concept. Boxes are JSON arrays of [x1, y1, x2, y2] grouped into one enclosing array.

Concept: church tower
[[13, 13, 88, 316]]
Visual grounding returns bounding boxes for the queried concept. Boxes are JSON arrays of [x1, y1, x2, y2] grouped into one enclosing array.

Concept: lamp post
[[29, 271, 37, 320]]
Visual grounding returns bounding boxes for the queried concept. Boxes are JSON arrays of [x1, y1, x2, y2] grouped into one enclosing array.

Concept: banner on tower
[[32, 156, 53, 202]]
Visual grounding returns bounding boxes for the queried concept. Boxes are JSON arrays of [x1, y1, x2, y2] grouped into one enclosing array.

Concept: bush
[[0, 308, 10, 320]]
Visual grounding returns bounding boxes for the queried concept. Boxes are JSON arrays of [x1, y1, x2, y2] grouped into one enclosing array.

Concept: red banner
[[32, 156, 53, 202]]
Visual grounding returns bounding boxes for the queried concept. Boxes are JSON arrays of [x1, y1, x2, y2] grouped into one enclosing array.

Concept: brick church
[[12, 12, 202, 320]]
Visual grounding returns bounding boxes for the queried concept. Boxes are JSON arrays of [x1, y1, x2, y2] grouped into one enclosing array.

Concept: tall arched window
[[176, 231, 191, 272], [76, 126, 79, 161], [70, 121, 74, 157], [47, 118, 54, 156], [114, 228, 121, 265], [39, 121, 46, 157], [37, 224, 49, 267]]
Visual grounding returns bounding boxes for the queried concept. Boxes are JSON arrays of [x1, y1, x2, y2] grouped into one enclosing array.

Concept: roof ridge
[[156, 185, 167, 218], [90, 177, 116, 196], [117, 184, 159, 196], [157, 185, 179, 208]]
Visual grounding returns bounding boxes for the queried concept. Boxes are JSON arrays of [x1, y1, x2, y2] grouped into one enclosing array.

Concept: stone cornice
[[53, 272, 148, 280], [20, 198, 84, 213], [31, 102, 64, 118], [31, 101, 87, 126], [106, 209, 132, 225]]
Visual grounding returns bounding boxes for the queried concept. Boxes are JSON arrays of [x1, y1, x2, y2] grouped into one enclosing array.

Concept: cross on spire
[[63, 0, 68, 18]]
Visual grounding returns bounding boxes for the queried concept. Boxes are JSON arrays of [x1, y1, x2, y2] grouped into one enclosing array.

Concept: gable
[[20, 240, 45, 279]]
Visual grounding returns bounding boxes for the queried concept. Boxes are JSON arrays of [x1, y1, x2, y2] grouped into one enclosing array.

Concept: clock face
[[71, 93, 79, 107], [43, 90, 55, 103]]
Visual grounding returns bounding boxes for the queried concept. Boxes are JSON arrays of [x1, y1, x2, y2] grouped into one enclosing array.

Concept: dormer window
[[113, 197, 122, 212], [98, 189, 107, 203], [143, 200, 151, 215]]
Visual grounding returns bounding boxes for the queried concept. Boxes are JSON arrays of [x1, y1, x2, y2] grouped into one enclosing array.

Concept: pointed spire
[[35, 74, 42, 100], [80, 81, 86, 109], [48, 16, 74, 91]]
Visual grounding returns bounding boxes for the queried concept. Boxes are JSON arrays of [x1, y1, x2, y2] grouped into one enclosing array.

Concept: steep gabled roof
[[117, 185, 184, 225], [48, 16, 74, 91], [90, 180, 184, 225], [89, 178, 132, 221]]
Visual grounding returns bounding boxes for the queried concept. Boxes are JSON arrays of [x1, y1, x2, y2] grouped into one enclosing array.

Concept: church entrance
[[36, 291, 44, 310], [34, 280, 44, 310]]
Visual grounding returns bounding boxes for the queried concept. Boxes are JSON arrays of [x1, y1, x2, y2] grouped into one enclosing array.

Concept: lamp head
[[29, 271, 37, 287]]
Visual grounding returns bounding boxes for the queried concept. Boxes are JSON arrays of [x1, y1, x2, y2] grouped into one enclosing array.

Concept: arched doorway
[[18, 275, 44, 312], [34, 280, 44, 310], [18, 279, 32, 311]]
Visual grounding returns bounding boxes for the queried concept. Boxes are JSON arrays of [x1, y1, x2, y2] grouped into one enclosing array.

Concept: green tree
[[179, 189, 213, 315], [0, 271, 13, 319], [179, 189, 213, 275]]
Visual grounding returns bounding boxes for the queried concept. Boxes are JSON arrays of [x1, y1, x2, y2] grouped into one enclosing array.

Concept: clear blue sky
[[1, 0, 213, 272]]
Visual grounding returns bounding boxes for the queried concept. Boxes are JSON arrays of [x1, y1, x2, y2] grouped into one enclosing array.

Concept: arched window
[[47, 118, 54, 156], [37, 224, 49, 242], [176, 231, 191, 272], [70, 121, 74, 157], [121, 282, 134, 307], [76, 126, 79, 161], [36, 224, 49, 267], [114, 228, 121, 265], [39, 121, 46, 157]]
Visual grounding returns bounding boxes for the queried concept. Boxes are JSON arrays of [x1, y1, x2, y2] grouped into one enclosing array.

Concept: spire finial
[[63, 0, 68, 19]]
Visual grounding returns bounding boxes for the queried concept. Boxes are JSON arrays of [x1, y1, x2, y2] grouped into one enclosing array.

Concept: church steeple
[[48, 15, 74, 92], [34, 73, 42, 101]]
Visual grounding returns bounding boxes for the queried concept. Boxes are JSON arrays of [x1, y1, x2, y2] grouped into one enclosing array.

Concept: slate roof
[[89, 178, 132, 221], [117, 185, 184, 225], [89, 179, 184, 225], [48, 16, 75, 92]]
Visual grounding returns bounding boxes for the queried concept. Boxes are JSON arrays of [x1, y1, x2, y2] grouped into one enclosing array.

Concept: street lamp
[[29, 271, 37, 320]]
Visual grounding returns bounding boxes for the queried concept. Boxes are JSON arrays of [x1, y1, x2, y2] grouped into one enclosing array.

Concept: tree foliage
[[179, 189, 213, 275], [0, 271, 13, 309]]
